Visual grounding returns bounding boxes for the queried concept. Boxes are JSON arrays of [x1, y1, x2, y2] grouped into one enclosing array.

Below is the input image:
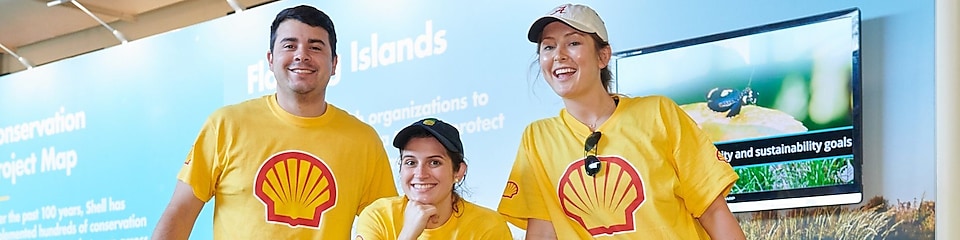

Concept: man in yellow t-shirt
[[499, 96, 739, 239], [152, 5, 397, 240]]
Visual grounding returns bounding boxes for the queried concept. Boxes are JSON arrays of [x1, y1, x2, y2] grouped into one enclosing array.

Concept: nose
[[294, 48, 310, 62], [553, 50, 568, 62], [412, 164, 428, 178], [294, 55, 309, 62]]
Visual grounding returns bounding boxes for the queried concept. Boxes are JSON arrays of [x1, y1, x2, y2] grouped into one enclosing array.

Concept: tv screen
[[614, 8, 862, 212]]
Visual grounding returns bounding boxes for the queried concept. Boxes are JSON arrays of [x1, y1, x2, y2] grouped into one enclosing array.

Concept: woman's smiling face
[[400, 136, 465, 204], [537, 21, 609, 99]]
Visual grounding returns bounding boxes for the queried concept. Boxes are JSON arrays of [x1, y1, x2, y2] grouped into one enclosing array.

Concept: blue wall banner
[[0, 0, 936, 239]]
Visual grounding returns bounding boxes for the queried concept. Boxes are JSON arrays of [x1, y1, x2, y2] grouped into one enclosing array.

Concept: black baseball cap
[[393, 118, 464, 154]]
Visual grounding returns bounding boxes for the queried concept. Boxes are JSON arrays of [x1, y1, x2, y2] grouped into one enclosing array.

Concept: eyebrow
[[279, 37, 327, 46], [401, 154, 447, 160], [541, 31, 586, 41]]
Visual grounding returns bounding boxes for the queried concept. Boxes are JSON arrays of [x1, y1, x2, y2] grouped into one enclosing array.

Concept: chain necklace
[[587, 97, 619, 130]]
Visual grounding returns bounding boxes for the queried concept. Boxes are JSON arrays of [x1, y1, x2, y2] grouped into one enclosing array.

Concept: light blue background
[[0, 0, 933, 238]]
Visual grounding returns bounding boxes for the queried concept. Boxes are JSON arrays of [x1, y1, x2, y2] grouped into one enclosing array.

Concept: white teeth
[[554, 68, 575, 75], [291, 69, 314, 73], [412, 184, 436, 189]]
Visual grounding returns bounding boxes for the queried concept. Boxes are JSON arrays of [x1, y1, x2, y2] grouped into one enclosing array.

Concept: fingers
[[421, 203, 437, 215], [399, 200, 438, 238], [406, 200, 439, 223]]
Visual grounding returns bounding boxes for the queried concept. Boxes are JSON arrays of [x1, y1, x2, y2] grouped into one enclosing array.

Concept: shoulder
[[373, 195, 405, 207], [327, 104, 379, 135], [516, 116, 567, 147], [457, 201, 512, 236], [324, 104, 384, 150], [460, 201, 507, 225], [206, 95, 271, 123], [362, 196, 405, 214], [522, 116, 564, 135], [620, 95, 678, 109], [463, 201, 500, 216], [618, 95, 686, 120]]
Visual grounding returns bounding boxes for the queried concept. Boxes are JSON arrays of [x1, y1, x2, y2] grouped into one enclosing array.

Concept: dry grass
[[736, 196, 935, 240]]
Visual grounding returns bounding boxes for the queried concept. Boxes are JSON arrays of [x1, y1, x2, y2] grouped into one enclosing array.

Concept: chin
[[287, 84, 318, 94], [548, 84, 575, 96], [408, 195, 432, 204], [552, 89, 577, 98]]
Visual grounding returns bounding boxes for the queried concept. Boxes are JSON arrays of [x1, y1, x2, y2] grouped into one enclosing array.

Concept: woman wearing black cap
[[356, 118, 512, 240], [497, 3, 745, 240]]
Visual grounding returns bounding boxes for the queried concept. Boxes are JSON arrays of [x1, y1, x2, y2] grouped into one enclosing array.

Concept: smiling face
[[537, 21, 611, 99], [399, 137, 466, 204], [267, 19, 338, 97]]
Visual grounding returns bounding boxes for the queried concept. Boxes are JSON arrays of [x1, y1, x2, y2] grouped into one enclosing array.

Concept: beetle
[[706, 87, 757, 117]]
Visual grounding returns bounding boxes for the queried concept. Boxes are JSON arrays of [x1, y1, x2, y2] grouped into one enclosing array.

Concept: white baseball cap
[[527, 3, 608, 43]]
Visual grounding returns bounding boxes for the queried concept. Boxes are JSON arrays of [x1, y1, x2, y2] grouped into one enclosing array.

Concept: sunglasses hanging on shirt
[[583, 131, 602, 177]]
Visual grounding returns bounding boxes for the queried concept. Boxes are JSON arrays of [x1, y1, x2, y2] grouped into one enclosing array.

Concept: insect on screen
[[614, 8, 863, 212]]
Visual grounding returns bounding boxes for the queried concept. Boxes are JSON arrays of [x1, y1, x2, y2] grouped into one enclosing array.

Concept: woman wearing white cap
[[356, 118, 513, 240], [497, 3, 746, 239]]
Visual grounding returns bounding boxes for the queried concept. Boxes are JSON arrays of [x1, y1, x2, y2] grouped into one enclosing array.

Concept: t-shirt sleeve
[[497, 126, 550, 229], [176, 115, 224, 202], [355, 198, 391, 240], [479, 215, 515, 240], [661, 97, 739, 217], [358, 133, 399, 215]]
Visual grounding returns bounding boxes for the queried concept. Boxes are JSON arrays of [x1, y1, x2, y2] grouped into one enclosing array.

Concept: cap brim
[[528, 17, 559, 42], [393, 124, 461, 153], [527, 16, 597, 43]]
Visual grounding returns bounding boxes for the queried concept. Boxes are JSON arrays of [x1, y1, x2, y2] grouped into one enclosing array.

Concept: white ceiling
[[0, 0, 276, 75]]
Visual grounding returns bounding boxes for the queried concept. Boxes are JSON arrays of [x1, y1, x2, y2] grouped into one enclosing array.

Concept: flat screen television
[[614, 8, 862, 212]]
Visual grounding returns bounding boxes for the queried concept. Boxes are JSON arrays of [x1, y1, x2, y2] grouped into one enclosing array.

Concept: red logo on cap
[[552, 5, 567, 15]]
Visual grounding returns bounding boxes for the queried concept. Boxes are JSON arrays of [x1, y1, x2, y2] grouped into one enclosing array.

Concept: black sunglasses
[[583, 131, 602, 177]]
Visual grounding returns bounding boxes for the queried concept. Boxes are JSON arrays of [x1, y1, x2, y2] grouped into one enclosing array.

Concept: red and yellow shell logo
[[254, 151, 337, 228], [716, 150, 729, 162], [502, 181, 519, 199], [558, 156, 644, 236], [184, 147, 194, 165]]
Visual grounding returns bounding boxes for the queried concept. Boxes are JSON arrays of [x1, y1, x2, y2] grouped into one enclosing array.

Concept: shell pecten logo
[[254, 151, 337, 228], [558, 156, 644, 236], [502, 181, 519, 198]]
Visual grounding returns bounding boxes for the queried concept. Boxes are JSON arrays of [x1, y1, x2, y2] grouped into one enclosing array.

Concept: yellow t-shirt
[[178, 94, 398, 239], [498, 96, 738, 239], [355, 196, 513, 240]]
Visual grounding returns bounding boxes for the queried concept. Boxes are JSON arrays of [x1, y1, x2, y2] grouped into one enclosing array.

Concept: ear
[[331, 55, 339, 76], [266, 50, 274, 68], [455, 162, 467, 181], [598, 45, 612, 69]]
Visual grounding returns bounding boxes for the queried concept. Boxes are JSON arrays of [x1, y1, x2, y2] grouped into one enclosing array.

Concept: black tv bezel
[[613, 8, 863, 212]]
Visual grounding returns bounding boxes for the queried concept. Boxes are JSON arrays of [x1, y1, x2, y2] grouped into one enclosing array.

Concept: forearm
[[525, 218, 558, 240], [152, 181, 204, 240], [152, 215, 196, 240], [698, 196, 746, 240]]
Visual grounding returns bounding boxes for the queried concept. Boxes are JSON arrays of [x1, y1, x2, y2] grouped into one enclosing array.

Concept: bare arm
[[525, 219, 558, 240], [152, 181, 206, 240], [698, 195, 746, 240]]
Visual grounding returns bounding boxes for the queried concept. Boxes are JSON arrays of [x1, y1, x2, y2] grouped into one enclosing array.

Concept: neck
[[424, 194, 457, 229], [564, 90, 617, 132], [275, 91, 327, 117]]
